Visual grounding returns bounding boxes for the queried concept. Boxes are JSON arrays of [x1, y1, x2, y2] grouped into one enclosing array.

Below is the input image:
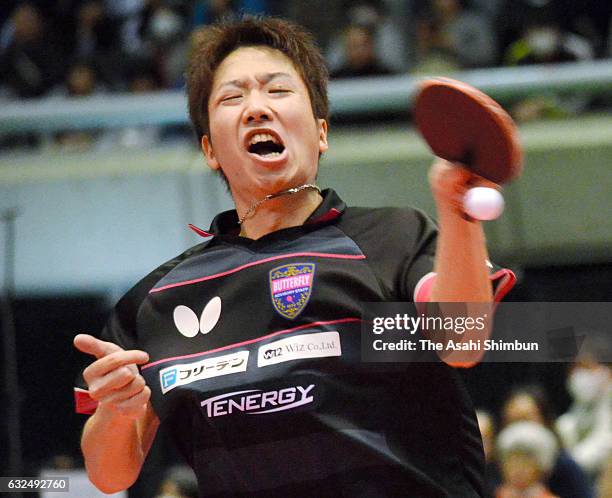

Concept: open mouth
[[247, 132, 285, 159]]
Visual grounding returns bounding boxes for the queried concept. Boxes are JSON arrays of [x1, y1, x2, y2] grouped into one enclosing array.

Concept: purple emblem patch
[[269, 263, 316, 320]]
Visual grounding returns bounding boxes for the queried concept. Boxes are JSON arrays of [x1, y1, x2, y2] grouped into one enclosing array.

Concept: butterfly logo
[[173, 297, 222, 338]]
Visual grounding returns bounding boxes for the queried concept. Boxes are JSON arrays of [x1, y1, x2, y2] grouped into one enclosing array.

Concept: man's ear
[[318, 119, 329, 155], [201, 134, 220, 171]]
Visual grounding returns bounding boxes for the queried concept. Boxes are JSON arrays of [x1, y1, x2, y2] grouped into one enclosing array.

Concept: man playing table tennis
[[74, 16, 516, 497]]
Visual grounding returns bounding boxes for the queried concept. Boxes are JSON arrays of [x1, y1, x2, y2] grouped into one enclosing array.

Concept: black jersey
[[75, 189, 515, 497]]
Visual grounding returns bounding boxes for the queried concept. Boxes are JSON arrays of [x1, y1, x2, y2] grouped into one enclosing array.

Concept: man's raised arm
[[428, 160, 495, 366], [429, 160, 493, 304]]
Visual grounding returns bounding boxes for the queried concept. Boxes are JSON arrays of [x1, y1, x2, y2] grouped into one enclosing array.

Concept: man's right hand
[[74, 334, 151, 420]]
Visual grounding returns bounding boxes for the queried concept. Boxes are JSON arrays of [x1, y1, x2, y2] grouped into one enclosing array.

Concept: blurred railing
[[1, 60, 612, 133]]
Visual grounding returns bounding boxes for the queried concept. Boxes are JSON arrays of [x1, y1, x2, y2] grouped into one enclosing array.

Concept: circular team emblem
[[269, 263, 316, 320]]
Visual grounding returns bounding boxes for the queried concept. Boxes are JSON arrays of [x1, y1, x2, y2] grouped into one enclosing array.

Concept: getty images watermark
[[360, 302, 611, 363]]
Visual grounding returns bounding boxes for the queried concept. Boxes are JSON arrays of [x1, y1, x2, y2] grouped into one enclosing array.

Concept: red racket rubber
[[414, 78, 523, 220]]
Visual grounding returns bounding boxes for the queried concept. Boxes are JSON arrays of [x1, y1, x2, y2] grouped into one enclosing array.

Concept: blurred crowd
[[1, 0, 612, 150], [476, 347, 611, 498]]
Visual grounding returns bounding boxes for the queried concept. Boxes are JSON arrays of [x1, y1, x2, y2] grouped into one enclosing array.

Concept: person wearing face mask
[[557, 350, 612, 483]]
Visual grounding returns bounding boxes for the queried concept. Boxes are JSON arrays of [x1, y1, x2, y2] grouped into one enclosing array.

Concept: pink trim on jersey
[[150, 252, 366, 293], [141, 317, 362, 370], [188, 223, 214, 238], [491, 269, 516, 302], [413, 268, 517, 303], [414, 272, 437, 303], [308, 208, 342, 224]]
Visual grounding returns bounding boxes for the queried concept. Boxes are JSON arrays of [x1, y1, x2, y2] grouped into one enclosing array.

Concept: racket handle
[[463, 187, 504, 221]]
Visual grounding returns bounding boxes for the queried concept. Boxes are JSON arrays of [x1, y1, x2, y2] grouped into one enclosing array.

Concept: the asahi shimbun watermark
[[361, 302, 611, 363]]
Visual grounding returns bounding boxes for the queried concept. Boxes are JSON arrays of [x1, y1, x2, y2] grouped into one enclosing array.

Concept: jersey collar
[[189, 188, 346, 238]]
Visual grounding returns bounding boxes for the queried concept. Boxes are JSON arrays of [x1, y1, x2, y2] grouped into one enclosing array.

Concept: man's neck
[[237, 189, 323, 240]]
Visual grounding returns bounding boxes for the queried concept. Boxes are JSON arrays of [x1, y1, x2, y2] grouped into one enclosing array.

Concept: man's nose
[[244, 95, 271, 124], [245, 108, 271, 124]]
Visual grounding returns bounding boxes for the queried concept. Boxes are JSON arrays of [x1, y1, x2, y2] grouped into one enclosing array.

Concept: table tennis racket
[[414, 77, 523, 220]]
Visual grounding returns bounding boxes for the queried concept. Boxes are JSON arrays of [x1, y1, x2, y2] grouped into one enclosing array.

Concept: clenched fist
[[429, 158, 500, 218]]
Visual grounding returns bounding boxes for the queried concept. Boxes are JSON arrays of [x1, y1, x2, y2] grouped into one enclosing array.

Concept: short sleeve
[[393, 208, 517, 303], [398, 209, 438, 301], [336, 206, 439, 302], [413, 259, 517, 303]]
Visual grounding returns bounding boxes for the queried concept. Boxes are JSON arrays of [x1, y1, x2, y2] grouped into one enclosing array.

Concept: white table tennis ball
[[463, 187, 505, 221]]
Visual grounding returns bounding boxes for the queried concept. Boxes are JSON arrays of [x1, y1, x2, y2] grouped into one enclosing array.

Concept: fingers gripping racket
[[414, 78, 523, 220]]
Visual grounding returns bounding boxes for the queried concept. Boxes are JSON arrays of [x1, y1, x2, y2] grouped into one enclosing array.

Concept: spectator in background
[[155, 465, 198, 498], [330, 24, 394, 78], [496, 0, 569, 63], [498, 0, 611, 60], [104, 0, 147, 57], [64, 61, 100, 97], [74, 1, 106, 59], [109, 59, 163, 148], [499, 386, 594, 498], [503, 17, 594, 123], [55, 62, 105, 152], [412, 0, 497, 74], [504, 20, 593, 66], [557, 347, 612, 483], [141, 4, 189, 88], [0, 3, 64, 98], [327, 1, 408, 74], [72, 0, 125, 90], [496, 421, 559, 498]]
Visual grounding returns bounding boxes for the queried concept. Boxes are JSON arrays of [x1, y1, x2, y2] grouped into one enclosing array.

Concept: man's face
[[202, 46, 328, 204]]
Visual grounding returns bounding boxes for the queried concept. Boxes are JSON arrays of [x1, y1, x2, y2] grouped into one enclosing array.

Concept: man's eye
[[222, 95, 241, 102], [269, 89, 290, 94]]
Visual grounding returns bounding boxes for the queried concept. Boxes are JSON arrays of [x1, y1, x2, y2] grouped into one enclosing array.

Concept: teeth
[[262, 151, 281, 157], [249, 133, 280, 146]]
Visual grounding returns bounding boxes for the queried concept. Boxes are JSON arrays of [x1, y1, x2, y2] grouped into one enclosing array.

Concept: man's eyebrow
[[217, 72, 294, 90], [257, 72, 293, 83], [218, 79, 245, 90]]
